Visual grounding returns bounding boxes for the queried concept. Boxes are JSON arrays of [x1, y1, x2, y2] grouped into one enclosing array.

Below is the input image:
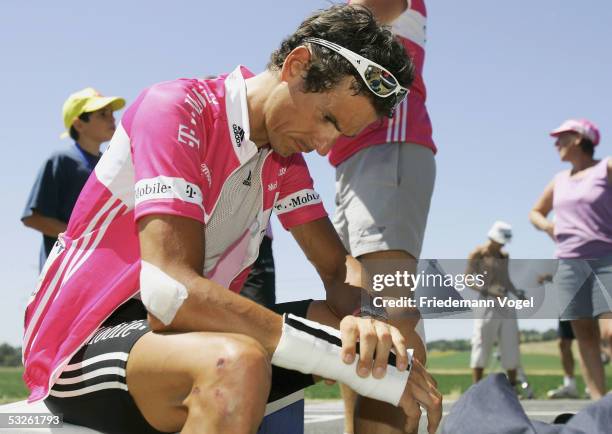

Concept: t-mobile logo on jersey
[[274, 189, 321, 214], [185, 184, 198, 199], [185, 92, 204, 114], [200, 163, 212, 188], [178, 124, 201, 149], [232, 124, 245, 147], [135, 177, 202, 206], [135, 182, 171, 201]]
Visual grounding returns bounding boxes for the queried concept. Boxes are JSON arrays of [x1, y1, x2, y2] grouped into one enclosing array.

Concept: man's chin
[[271, 144, 297, 157]]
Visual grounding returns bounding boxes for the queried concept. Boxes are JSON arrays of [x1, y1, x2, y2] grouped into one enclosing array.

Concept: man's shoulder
[[131, 78, 223, 124], [42, 146, 80, 166], [139, 79, 205, 106], [468, 245, 486, 259]]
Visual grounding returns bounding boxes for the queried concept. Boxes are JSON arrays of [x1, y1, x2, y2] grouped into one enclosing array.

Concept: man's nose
[[314, 129, 340, 156], [314, 140, 335, 156]]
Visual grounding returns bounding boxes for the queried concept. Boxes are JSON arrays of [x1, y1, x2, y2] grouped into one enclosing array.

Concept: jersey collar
[[73, 142, 100, 171], [224, 66, 259, 164]]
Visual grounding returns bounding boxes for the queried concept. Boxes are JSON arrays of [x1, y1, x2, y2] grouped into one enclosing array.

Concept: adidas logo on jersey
[[243, 170, 252, 186], [232, 124, 245, 147]]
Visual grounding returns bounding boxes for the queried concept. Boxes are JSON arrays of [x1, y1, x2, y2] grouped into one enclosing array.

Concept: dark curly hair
[[268, 4, 414, 118], [578, 137, 595, 157], [69, 111, 91, 141]]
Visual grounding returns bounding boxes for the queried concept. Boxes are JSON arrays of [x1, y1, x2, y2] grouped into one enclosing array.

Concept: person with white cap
[[21, 87, 125, 269], [530, 118, 612, 399], [466, 221, 525, 386]]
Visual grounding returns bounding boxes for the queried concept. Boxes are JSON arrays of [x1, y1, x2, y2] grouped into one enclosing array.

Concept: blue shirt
[[22, 143, 100, 269]]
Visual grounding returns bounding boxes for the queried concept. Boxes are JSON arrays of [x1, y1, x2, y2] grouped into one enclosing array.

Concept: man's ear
[[280, 45, 311, 84], [72, 118, 84, 134]]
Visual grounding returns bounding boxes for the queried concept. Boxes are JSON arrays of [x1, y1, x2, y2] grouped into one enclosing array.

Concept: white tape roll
[[272, 314, 412, 406]]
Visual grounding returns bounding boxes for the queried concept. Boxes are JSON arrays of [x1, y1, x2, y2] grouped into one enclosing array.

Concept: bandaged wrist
[[271, 314, 412, 406]]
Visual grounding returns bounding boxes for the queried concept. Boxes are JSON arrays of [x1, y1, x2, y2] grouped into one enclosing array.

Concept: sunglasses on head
[[303, 37, 409, 113]]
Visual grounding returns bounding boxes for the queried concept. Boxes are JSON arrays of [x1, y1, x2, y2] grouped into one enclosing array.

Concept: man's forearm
[[149, 275, 283, 355], [21, 213, 67, 237], [324, 278, 361, 318]]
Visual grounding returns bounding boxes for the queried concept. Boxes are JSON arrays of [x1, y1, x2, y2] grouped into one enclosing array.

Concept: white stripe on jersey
[[273, 189, 322, 215], [62, 197, 122, 285], [23, 241, 80, 355], [134, 176, 204, 210], [390, 8, 427, 49], [386, 113, 394, 143], [23, 197, 122, 352], [393, 102, 402, 142], [55, 367, 126, 385], [400, 98, 408, 142], [94, 124, 136, 208], [63, 201, 126, 284], [63, 352, 129, 372], [49, 381, 128, 398]]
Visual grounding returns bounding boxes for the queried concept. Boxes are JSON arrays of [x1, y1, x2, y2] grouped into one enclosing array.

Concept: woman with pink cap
[[530, 119, 612, 399]]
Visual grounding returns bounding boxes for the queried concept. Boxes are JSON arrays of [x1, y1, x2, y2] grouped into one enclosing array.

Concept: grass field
[[3, 341, 612, 403], [307, 341, 612, 400], [0, 367, 28, 404]]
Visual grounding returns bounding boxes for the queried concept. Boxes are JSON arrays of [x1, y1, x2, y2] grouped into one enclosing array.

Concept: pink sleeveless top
[[553, 157, 612, 259]]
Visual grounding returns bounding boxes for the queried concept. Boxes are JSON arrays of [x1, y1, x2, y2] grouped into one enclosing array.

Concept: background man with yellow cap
[[21, 87, 125, 269]]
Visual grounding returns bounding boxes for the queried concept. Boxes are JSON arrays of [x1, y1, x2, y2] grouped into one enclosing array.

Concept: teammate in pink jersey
[[23, 5, 441, 434], [330, 1, 436, 432]]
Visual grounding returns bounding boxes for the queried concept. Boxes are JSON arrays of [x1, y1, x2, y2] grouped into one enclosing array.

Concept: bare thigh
[[126, 331, 271, 432]]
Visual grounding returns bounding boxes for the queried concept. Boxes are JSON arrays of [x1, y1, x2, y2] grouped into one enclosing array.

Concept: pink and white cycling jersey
[[328, 0, 436, 166], [22, 66, 327, 403]]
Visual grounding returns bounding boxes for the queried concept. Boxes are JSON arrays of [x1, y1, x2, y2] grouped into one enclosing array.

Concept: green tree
[[0, 343, 22, 367]]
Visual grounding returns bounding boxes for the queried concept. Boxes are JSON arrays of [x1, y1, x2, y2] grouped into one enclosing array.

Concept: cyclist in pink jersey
[[23, 5, 441, 434], [330, 1, 436, 432]]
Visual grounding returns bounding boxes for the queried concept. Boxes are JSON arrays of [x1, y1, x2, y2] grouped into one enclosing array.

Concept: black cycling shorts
[[44, 298, 314, 434]]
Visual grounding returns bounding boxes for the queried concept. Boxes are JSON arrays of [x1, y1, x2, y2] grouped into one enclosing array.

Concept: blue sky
[[1, 1, 611, 345]]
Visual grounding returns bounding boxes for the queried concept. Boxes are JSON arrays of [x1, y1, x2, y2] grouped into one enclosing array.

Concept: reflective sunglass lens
[[379, 70, 398, 89], [365, 66, 398, 96]]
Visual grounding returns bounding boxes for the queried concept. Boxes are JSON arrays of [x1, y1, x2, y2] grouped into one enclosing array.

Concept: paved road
[[305, 399, 590, 434]]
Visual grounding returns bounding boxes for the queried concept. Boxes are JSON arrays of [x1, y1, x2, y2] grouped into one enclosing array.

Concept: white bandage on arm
[[139, 260, 188, 326], [271, 314, 413, 406]]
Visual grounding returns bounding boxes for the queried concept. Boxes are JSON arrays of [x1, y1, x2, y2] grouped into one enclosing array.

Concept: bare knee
[[571, 320, 599, 344], [221, 335, 272, 393], [559, 339, 572, 354], [186, 335, 271, 418]]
